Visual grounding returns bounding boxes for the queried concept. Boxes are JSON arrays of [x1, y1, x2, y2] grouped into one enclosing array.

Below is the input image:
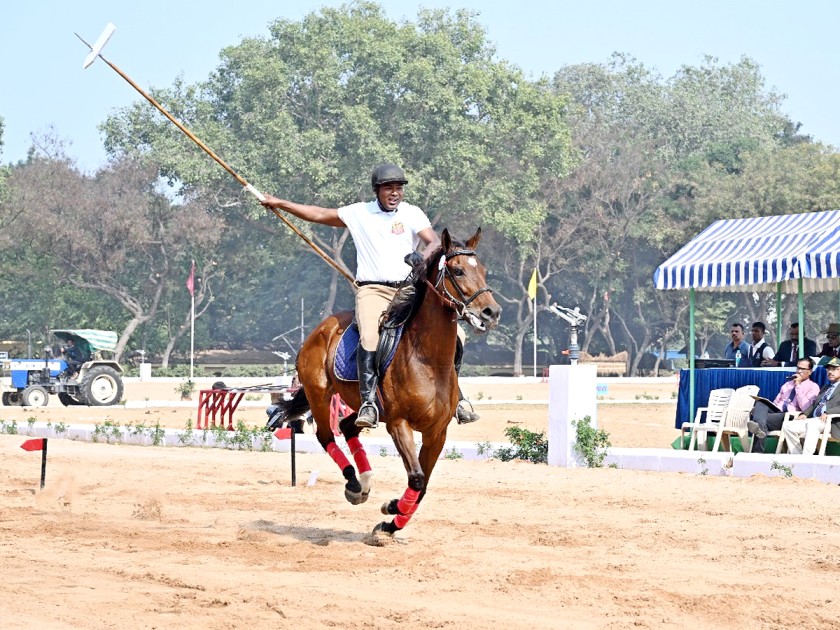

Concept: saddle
[[333, 320, 404, 383]]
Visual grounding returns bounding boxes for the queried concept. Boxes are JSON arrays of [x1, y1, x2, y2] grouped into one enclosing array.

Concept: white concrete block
[[660, 450, 730, 475], [548, 364, 598, 467], [618, 448, 662, 471], [812, 462, 840, 483]]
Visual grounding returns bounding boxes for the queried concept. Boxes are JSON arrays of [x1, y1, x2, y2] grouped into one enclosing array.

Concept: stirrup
[[455, 399, 479, 424], [355, 403, 379, 429]]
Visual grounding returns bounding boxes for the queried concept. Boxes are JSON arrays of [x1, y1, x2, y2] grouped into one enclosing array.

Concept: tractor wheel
[[2, 391, 22, 406], [79, 365, 124, 406], [58, 392, 83, 406], [21, 385, 49, 407]]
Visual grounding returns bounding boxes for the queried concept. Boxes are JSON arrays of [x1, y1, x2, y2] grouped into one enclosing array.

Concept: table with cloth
[[675, 367, 829, 429]]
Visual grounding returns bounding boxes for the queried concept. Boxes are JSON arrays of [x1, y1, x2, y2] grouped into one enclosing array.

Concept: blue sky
[[2, 1, 838, 172]]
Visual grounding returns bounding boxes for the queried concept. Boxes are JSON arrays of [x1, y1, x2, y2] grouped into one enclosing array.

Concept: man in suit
[[762, 322, 817, 367], [746, 357, 819, 453], [818, 323, 840, 358], [782, 356, 840, 454]]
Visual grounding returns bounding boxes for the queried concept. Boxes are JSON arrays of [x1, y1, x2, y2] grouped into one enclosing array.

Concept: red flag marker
[[273, 428, 292, 440], [20, 438, 48, 489], [20, 438, 45, 451]]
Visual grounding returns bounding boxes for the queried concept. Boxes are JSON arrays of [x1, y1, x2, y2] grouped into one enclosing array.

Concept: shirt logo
[[391, 222, 405, 235]]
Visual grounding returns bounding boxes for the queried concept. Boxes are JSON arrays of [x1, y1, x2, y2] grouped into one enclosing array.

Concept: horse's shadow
[[240, 519, 401, 547]]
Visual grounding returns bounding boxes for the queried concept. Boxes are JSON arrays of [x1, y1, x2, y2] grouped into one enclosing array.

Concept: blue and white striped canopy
[[654, 210, 840, 293]]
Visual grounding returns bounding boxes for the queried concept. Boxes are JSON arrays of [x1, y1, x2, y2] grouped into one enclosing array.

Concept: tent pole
[[689, 288, 696, 427], [776, 283, 782, 347], [798, 277, 805, 359]]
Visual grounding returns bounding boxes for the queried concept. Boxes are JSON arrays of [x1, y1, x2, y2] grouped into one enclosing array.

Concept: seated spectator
[[782, 356, 840, 454], [818, 323, 840, 358], [746, 358, 819, 453], [748, 321, 775, 367], [762, 322, 817, 367], [723, 323, 750, 367]]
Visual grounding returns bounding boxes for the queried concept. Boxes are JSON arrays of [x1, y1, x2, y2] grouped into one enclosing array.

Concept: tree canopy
[[1, 4, 838, 375]]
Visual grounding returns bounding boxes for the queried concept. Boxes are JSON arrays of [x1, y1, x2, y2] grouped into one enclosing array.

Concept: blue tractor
[[1, 329, 124, 407]]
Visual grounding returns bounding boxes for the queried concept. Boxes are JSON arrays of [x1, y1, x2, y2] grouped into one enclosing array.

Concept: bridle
[[426, 248, 493, 329]]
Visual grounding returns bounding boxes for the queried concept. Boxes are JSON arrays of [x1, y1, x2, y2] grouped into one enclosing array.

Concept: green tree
[[101, 3, 575, 368], [551, 54, 795, 374], [4, 151, 221, 361]]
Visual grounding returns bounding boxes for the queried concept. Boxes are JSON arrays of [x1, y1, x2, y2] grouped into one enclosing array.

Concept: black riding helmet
[[371, 163, 408, 191]]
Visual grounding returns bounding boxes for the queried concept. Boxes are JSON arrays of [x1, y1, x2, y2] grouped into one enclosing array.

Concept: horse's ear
[[466, 227, 482, 249], [441, 229, 452, 252]]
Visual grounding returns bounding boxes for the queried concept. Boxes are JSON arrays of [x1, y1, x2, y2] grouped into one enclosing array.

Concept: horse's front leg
[[374, 419, 442, 535]]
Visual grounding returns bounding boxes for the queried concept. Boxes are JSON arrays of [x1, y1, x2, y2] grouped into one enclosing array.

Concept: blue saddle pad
[[334, 323, 402, 382]]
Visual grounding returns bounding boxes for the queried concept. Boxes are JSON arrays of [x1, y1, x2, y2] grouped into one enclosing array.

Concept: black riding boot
[[454, 339, 479, 424], [355, 348, 380, 429]]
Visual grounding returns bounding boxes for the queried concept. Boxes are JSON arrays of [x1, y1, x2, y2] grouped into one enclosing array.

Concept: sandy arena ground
[[2, 377, 840, 628]]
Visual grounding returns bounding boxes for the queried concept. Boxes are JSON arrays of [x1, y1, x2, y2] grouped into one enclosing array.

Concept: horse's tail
[[266, 387, 311, 429]]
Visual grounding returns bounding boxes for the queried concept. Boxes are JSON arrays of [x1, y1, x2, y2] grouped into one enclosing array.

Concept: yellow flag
[[527, 269, 537, 299]]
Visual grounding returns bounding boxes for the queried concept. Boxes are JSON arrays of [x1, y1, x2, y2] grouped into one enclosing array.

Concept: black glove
[[404, 251, 423, 268]]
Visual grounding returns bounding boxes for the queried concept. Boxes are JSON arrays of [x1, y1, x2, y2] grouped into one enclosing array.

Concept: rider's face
[[376, 183, 405, 210]]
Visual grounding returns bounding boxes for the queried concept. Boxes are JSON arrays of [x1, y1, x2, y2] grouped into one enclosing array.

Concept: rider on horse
[[260, 163, 479, 429]]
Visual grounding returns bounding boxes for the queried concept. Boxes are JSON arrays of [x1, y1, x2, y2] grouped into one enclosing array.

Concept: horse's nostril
[[482, 305, 501, 321]]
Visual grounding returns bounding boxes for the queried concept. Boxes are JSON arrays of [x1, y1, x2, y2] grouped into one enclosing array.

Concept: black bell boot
[[454, 338, 480, 424], [355, 348, 380, 429]]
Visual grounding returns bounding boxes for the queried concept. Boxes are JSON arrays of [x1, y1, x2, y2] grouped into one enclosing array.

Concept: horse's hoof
[[372, 520, 399, 535], [344, 488, 366, 505], [359, 470, 373, 499], [381, 499, 399, 515]]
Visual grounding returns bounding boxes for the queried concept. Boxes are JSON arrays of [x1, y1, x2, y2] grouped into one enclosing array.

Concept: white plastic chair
[[682, 388, 735, 451], [817, 414, 840, 456], [765, 411, 798, 454], [704, 385, 760, 453]]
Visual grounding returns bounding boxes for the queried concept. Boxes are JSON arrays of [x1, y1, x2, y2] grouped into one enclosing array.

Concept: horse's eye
[[451, 266, 465, 277]]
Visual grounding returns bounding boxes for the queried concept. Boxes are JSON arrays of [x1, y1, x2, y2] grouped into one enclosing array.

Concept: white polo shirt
[[337, 200, 431, 283]]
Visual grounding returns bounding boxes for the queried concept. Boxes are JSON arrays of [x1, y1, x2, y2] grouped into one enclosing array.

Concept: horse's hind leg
[[306, 393, 366, 505], [312, 420, 368, 505], [339, 413, 374, 500]]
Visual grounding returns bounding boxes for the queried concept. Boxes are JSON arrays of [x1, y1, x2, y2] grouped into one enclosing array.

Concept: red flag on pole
[[186, 260, 195, 296], [20, 438, 45, 452]]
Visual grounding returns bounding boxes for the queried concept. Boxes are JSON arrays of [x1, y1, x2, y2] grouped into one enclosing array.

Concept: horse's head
[[430, 228, 501, 335]]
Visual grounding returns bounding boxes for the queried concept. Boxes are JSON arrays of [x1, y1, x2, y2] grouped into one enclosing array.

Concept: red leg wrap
[[326, 442, 352, 471], [346, 437, 372, 474], [393, 487, 420, 528]]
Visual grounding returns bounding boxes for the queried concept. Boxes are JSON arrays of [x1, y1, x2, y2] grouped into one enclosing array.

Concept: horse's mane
[[381, 238, 464, 330]]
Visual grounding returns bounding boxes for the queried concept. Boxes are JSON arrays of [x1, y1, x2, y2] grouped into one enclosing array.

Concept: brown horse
[[273, 228, 501, 534]]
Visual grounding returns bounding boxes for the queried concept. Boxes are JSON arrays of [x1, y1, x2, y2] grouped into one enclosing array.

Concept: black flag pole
[[40, 438, 48, 489]]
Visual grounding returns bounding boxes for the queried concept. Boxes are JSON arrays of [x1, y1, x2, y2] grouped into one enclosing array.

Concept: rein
[[425, 248, 493, 324]]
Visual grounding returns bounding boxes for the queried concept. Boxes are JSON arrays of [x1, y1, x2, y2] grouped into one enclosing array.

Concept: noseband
[[426, 248, 493, 324]]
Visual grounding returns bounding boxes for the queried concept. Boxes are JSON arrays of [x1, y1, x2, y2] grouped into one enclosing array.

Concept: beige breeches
[[355, 284, 467, 352], [355, 284, 398, 351]]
